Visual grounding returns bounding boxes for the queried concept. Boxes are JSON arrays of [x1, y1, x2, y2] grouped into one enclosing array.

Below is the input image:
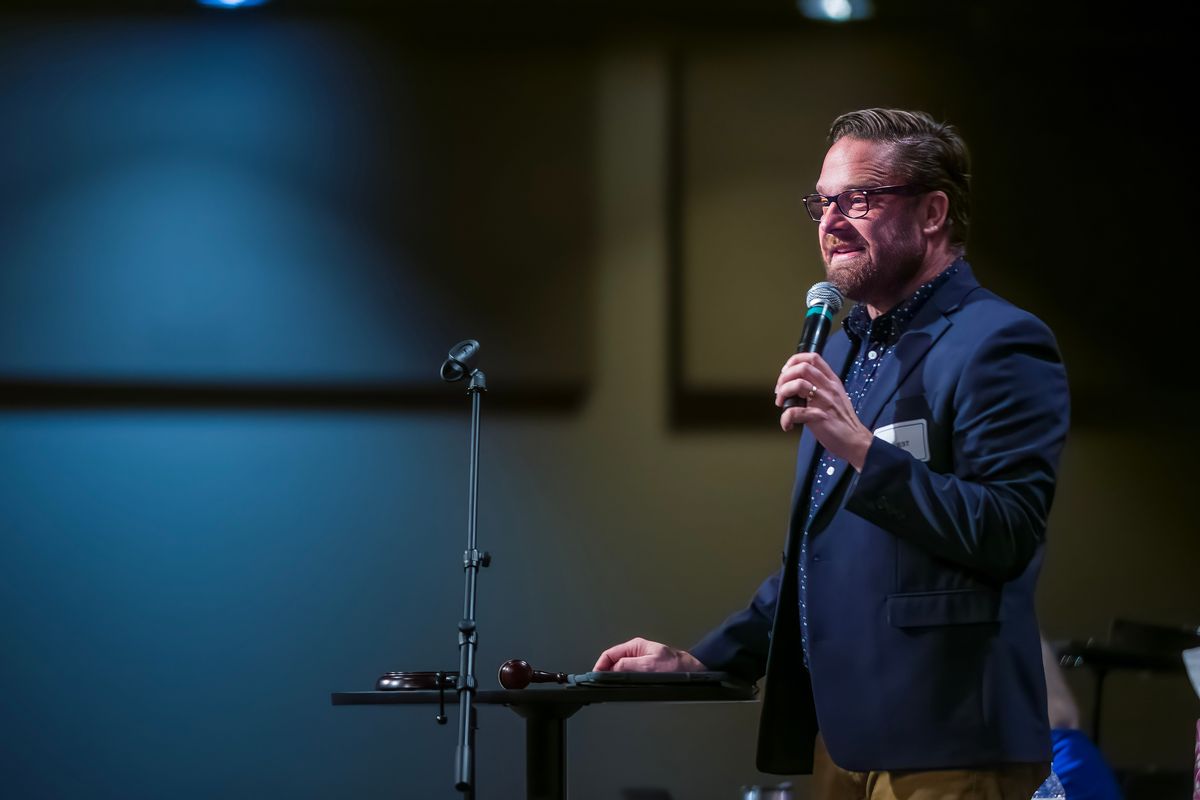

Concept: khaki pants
[[812, 734, 1050, 800]]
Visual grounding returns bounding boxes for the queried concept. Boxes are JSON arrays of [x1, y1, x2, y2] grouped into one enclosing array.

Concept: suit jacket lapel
[[788, 332, 856, 538], [803, 263, 981, 531], [850, 312, 950, 432]]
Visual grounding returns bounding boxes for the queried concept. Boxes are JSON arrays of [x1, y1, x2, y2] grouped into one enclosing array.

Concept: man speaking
[[594, 109, 1070, 799]]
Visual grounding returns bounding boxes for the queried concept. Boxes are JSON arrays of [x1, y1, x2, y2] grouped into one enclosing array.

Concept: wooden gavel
[[497, 659, 570, 690]]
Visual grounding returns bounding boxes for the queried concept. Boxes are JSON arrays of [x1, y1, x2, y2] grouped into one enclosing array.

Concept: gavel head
[[498, 659, 570, 689], [498, 659, 534, 690]]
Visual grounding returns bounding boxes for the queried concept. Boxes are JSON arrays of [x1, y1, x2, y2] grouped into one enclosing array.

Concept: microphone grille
[[806, 281, 844, 313]]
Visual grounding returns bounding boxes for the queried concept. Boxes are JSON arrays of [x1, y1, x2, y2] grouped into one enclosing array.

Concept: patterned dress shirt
[[797, 259, 962, 665]]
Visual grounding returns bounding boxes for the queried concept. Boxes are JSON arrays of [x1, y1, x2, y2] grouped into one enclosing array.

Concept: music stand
[[1054, 617, 1199, 744]]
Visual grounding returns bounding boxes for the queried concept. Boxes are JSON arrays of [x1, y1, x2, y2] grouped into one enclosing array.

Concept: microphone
[[440, 339, 480, 382], [782, 282, 844, 409]]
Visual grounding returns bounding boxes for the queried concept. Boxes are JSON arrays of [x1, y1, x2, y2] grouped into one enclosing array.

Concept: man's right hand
[[591, 637, 708, 672]]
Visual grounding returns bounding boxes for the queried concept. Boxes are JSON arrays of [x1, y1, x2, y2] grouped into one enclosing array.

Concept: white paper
[[1183, 646, 1200, 699]]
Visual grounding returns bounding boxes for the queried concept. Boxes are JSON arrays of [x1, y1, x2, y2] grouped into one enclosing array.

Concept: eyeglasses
[[802, 184, 927, 221]]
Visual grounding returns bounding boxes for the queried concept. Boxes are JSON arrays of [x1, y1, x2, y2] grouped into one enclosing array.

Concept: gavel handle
[[531, 670, 569, 685]]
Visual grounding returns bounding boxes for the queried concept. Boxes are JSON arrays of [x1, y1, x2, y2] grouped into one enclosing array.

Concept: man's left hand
[[775, 352, 874, 472]]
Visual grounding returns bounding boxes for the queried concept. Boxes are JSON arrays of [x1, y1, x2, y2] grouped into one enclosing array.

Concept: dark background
[[1, 2, 1195, 798]]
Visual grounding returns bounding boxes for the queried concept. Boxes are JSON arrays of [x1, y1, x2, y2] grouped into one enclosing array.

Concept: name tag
[[874, 419, 930, 462]]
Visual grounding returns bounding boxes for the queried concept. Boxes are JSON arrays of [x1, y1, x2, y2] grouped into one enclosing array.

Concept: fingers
[[776, 368, 814, 391], [778, 361, 836, 388], [612, 654, 661, 672], [780, 352, 846, 383], [779, 402, 830, 432], [776, 362, 828, 408], [592, 637, 697, 672], [614, 650, 708, 672], [780, 352, 833, 372], [803, 353, 839, 382], [781, 352, 813, 370], [775, 377, 821, 408], [775, 354, 848, 417], [592, 637, 654, 671], [592, 640, 636, 671], [592, 650, 618, 671]]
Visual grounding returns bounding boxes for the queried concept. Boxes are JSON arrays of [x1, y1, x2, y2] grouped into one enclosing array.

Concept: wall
[[1, 12, 1196, 800]]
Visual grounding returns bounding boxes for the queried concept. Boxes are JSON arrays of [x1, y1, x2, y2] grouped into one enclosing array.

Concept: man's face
[[814, 137, 925, 304]]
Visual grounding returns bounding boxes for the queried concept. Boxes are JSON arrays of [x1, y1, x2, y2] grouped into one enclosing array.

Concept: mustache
[[824, 234, 863, 250]]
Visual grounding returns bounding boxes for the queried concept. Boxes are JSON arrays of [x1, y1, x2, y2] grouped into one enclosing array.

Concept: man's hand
[[775, 352, 874, 471], [591, 637, 708, 672]]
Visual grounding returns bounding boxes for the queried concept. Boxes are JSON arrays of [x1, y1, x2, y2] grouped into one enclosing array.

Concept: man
[[594, 109, 1070, 799]]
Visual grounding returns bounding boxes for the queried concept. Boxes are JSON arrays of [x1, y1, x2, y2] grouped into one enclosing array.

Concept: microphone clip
[[440, 339, 486, 393]]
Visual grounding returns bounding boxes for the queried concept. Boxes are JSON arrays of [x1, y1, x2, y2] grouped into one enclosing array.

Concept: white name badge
[[874, 419, 930, 462]]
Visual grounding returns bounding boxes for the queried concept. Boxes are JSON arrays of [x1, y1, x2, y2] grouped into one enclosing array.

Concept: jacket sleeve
[[845, 313, 1070, 582], [689, 567, 782, 682]]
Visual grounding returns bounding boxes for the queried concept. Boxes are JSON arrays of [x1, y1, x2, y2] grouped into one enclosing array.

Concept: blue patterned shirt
[[797, 259, 962, 666]]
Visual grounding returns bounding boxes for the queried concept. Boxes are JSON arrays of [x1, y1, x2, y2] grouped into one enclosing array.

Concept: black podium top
[[332, 683, 757, 707]]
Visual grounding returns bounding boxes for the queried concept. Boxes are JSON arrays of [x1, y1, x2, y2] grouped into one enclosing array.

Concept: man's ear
[[922, 190, 950, 234]]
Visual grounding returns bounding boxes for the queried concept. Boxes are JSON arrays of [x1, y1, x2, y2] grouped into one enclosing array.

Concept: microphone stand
[[441, 341, 489, 797]]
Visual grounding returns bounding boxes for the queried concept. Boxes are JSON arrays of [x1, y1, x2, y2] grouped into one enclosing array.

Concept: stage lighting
[[197, 0, 269, 9], [797, 0, 873, 22]]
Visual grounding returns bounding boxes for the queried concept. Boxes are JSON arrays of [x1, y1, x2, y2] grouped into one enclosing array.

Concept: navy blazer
[[691, 262, 1070, 774]]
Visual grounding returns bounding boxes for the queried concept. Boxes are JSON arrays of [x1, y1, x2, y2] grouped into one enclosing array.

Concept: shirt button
[[868, 350, 878, 360]]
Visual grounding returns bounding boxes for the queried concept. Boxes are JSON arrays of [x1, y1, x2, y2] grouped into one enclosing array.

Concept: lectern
[[331, 683, 756, 800]]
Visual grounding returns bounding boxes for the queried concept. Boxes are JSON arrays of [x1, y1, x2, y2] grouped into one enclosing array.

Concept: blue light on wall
[[0, 21, 442, 384], [0, 18, 594, 392]]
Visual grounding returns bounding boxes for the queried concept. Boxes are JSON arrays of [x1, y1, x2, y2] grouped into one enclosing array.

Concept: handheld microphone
[[782, 282, 844, 409]]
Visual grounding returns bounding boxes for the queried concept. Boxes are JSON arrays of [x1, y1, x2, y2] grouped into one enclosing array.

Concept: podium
[[332, 683, 757, 799]]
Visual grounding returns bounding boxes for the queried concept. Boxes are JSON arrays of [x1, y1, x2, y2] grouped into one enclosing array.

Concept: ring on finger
[[807, 383, 818, 400]]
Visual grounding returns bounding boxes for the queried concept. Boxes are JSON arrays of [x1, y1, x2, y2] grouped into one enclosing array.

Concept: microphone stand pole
[[454, 365, 488, 796]]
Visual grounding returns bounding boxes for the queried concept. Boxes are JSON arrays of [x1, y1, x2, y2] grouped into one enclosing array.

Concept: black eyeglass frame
[[802, 183, 928, 221]]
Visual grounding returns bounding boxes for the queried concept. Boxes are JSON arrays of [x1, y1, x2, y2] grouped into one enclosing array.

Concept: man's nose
[[819, 200, 851, 236]]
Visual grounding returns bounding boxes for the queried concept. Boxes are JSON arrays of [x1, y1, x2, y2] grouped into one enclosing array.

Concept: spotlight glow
[[797, 0, 873, 22], [823, 0, 852, 20]]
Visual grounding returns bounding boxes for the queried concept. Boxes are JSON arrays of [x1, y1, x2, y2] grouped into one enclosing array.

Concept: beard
[[822, 228, 924, 307], [823, 245, 874, 301]]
